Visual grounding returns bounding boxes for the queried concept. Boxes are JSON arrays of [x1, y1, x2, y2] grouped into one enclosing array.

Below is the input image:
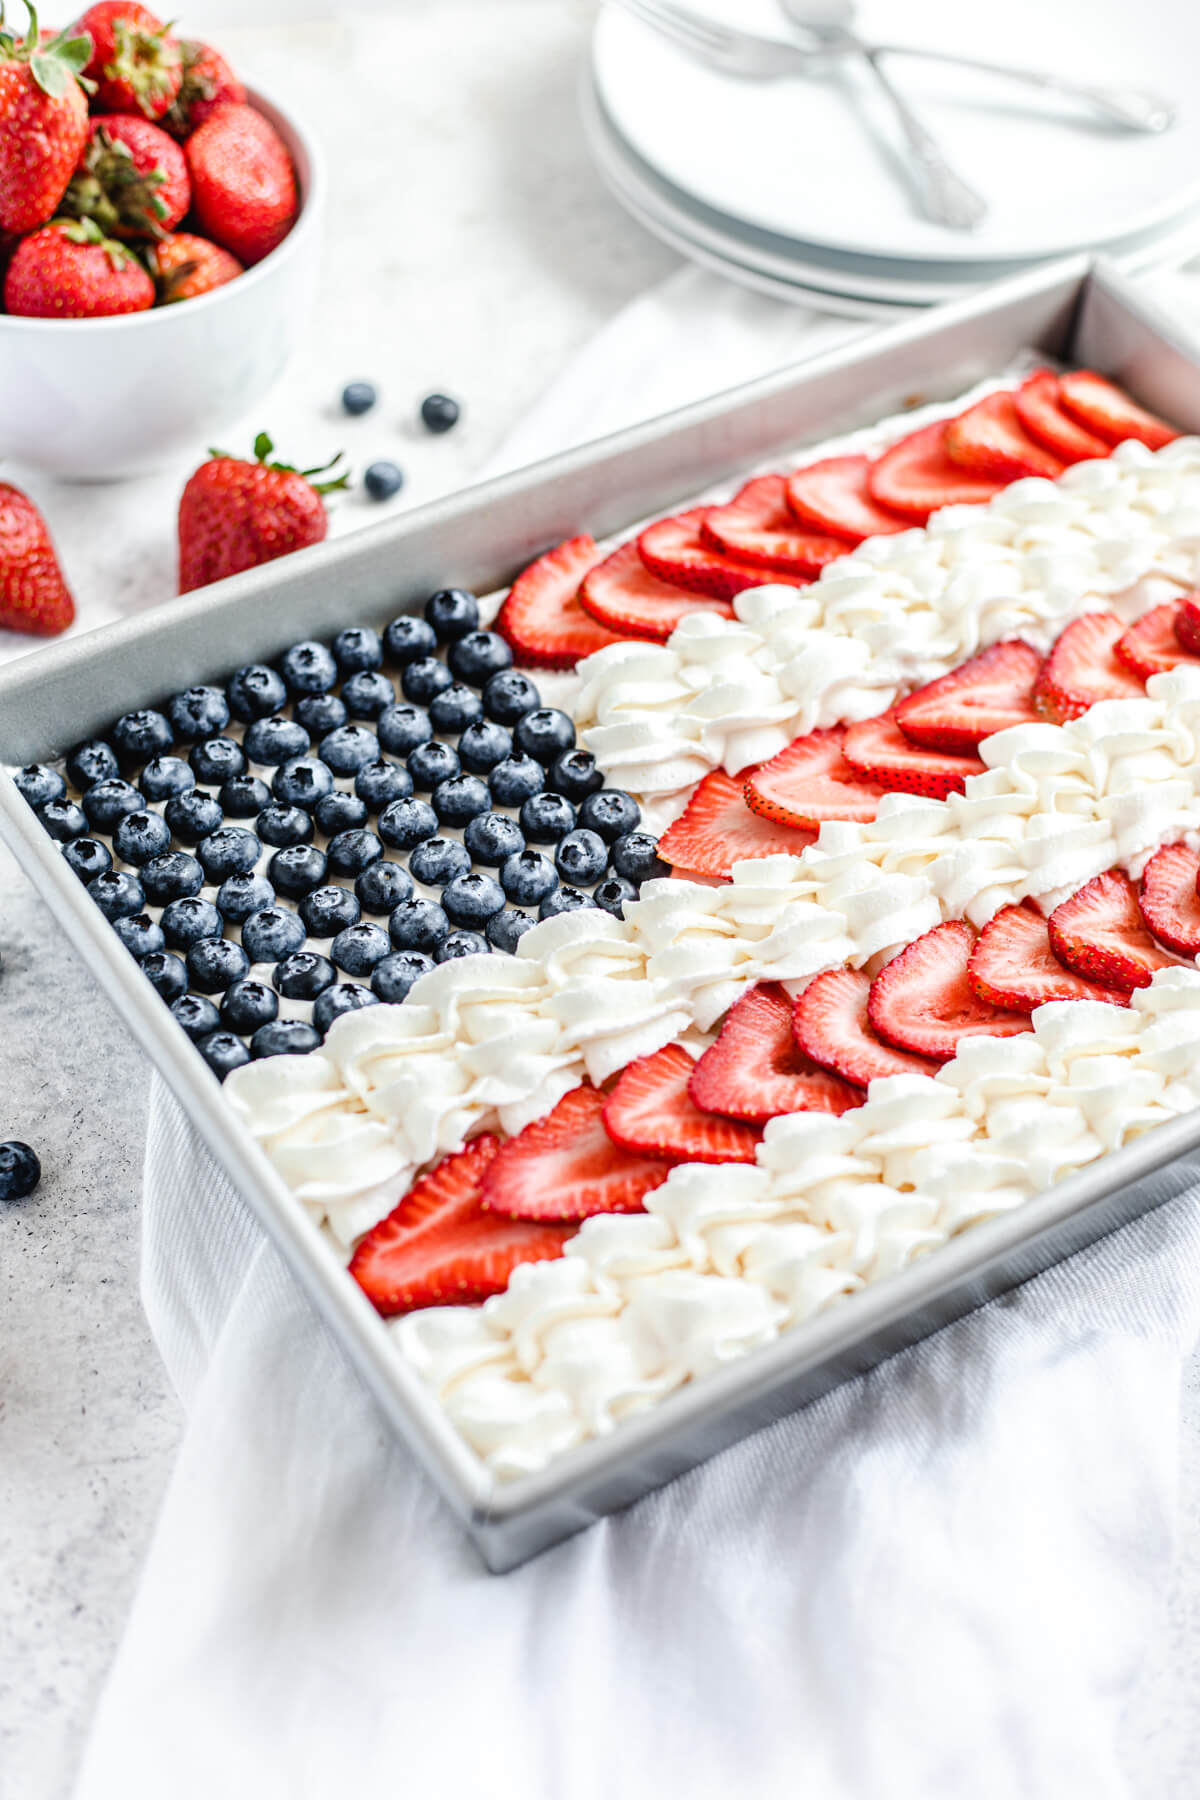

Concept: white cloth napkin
[[75, 267, 1200, 1800]]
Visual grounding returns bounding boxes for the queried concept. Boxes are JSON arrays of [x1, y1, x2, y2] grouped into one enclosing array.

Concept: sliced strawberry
[[1139, 842, 1200, 956], [867, 421, 1007, 523], [658, 769, 815, 878], [1033, 612, 1145, 722], [1174, 594, 1200, 657], [700, 475, 846, 575], [1014, 369, 1111, 464], [1115, 602, 1200, 681], [578, 539, 735, 642], [791, 967, 936, 1087], [347, 1136, 572, 1315], [1058, 370, 1178, 451], [688, 981, 862, 1124], [603, 1042, 763, 1164], [944, 391, 1067, 482], [784, 454, 910, 544], [496, 535, 621, 669], [743, 725, 887, 829], [867, 920, 1032, 1061], [894, 639, 1042, 754], [842, 713, 983, 800], [967, 903, 1130, 1011], [637, 505, 813, 599], [481, 1084, 674, 1223], [1048, 868, 1179, 991]]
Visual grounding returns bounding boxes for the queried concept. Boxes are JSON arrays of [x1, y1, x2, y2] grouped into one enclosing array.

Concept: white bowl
[[0, 88, 324, 481]]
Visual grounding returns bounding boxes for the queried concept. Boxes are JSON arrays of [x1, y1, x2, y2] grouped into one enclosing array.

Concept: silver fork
[[610, 0, 988, 232]]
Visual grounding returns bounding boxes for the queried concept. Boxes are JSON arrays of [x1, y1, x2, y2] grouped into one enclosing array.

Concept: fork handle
[[858, 46, 987, 231], [870, 44, 1174, 134]]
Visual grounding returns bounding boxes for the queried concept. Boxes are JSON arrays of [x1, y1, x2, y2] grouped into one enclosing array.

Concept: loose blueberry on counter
[[272, 757, 335, 810], [429, 682, 483, 734], [486, 907, 536, 953], [378, 796, 438, 851], [318, 724, 380, 776], [313, 982, 378, 1034], [489, 755, 544, 808], [63, 837, 112, 883], [550, 749, 604, 802], [141, 950, 188, 1002], [327, 828, 383, 879], [425, 586, 479, 642], [420, 393, 460, 435], [500, 848, 557, 908], [437, 929, 489, 962], [189, 737, 245, 786], [354, 758, 411, 811], [513, 707, 574, 764], [268, 844, 328, 899], [294, 691, 348, 736], [333, 624, 384, 672], [482, 669, 540, 726], [331, 921, 391, 977], [216, 871, 274, 923], [251, 1019, 322, 1058], [519, 791, 575, 844], [457, 720, 511, 774], [39, 798, 88, 841], [170, 992, 221, 1041], [341, 380, 377, 416], [14, 764, 65, 809], [579, 788, 640, 842], [187, 937, 251, 994], [112, 912, 166, 960], [164, 788, 223, 843], [142, 851, 205, 906], [197, 826, 261, 881], [463, 811, 523, 867], [88, 870, 145, 921], [364, 461, 404, 502], [162, 896, 223, 950], [407, 740, 460, 791], [66, 739, 120, 789], [220, 979, 279, 1035], [197, 1031, 253, 1080], [241, 906, 306, 963], [377, 701, 434, 758], [82, 778, 145, 832], [298, 885, 361, 938], [371, 949, 434, 1002], [274, 950, 336, 1000], [243, 715, 310, 766], [255, 803, 314, 848], [594, 875, 637, 918], [112, 709, 173, 764], [409, 836, 471, 889], [227, 663, 288, 722], [401, 655, 453, 706], [342, 670, 395, 719], [0, 1141, 41, 1202], [280, 640, 338, 696], [555, 827, 608, 888], [141, 754, 195, 802], [167, 685, 230, 740], [448, 630, 512, 687], [432, 774, 488, 827], [388, 896, 450, 954], [540, 885, 593, 919], [355, 859, 414, 915], [219, 774, 271, 818], [315, 789, 369, 835], [609, 831, 668, 885], [442, 870, 506, 928], [382, 615, 437, 667]]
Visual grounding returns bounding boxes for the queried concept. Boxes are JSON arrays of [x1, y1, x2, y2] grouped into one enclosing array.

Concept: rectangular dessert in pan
[[6, 255, 1200, 1572]]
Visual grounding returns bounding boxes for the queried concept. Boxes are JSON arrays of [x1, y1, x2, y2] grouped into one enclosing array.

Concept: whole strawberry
[[4, 216, 154, 316], [178, 434, 349, 594], [0, 483, 75, 636], [61, 111, 188, 238], [185, 101, 297, 267], [163, 37, 243, 137], [0, 3, 93, 233], [151, 229, 241, 303], [75, 0, 179, 119]]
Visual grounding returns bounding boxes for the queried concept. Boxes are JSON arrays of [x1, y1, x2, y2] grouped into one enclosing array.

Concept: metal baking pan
[[5, 255, 1200, 1572]]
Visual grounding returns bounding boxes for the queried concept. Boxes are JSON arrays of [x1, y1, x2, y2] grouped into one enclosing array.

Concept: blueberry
[[420, 394, 460, 435], [464, 811, 524, 867], [364, 461, 404, 502], [280, 640, 338, 696], [437, 929, 489, 962], [220, 979, 279, 1035], [354, 860, 413, 914], [112, 912, 166, 960], [514, 707, 574, 764], [298, 886, 360, 938], [88, 870, 145, 920], [482, 669, 541, 726], [164, 788, 223, 843], [216, 871, 274, 922], [489, 755, 545, 808], [331, 921, 391, 977], [354, 758, 411, 811], [377, 702, 434, 758], [442, 870, 506, 927], [241, 906, 306, 962], [197, 1031, 253, 1080], [268, 844, 328, 898], [448, 630, 512, 687], [189, 737, 245, 785], [255, 804, 314, 848], [550, 749, 604, 802], [424, 586, 479, 642], [409, 837, 471, 888], [371, 950, 435, 1003], [294, 691, 348, 736], [114, 810, 171, 866], [198, 826, 261, 881], [140, 950, 187, 1002], [243, 715, 310, 766], [251, 1019, 322, 1058], [555, 828, 608, 887], [579, 788, 641, 842], [219, 775, 271, 818], [62, 837, 112, 882], [315, 790, 369, 835], [327, 829, 383, 878], [14, 764, 65, 809], [457, 720, 512, 774], [274, 951, 336, 1000], [161, 896, 223, 949], [272, 757, 334, 811], [187, 937, 250, 994], [227, 663, 288, 723], [486, 907, 536, 953], [170, 992, 221, 1041], [401, 656, 453, 706], [112, 709, 172, 763], [594, 874, 637, 917], [378, 796, 438, 851], [519, 791, 576, 843], [318, 724, 380, 776], [141, 755, 195, 802], [142, 852, 204, 905], [167, 685, 230, 741], [338, 670, 392, 721], [388, 896, 450, 954], [82, 778, 144, 832], [539, 885, 593, 919], [609, 831, 668, 885], [0, 1141, 41, 1202], [66, 739, 119, 788], [429, 682, 483, 734], [333, 624, 384, 673], [382, 616, 437, 666], [407, 741, 459, 791], [500, 848, 558, 907], [314, 982, 379, 1035], [39, 798, 88, 842], [432, 774, 488, 827], [341, 380, 377, 416]]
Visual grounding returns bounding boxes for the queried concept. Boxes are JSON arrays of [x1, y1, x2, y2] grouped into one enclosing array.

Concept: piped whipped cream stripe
[[395, 966, 1200, 1480]]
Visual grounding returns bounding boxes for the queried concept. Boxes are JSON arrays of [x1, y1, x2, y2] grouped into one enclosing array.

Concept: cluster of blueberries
[[15, 588, 668, 1082]]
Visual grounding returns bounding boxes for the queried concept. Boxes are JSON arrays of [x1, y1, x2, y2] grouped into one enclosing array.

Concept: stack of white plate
[[586, 0, 1200, 316]]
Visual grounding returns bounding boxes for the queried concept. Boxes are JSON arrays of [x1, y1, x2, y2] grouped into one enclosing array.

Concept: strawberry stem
[[208, 434, 351, 498]]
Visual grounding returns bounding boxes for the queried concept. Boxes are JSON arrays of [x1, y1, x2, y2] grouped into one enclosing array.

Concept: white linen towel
[[74, 267, 1200, 1800]]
